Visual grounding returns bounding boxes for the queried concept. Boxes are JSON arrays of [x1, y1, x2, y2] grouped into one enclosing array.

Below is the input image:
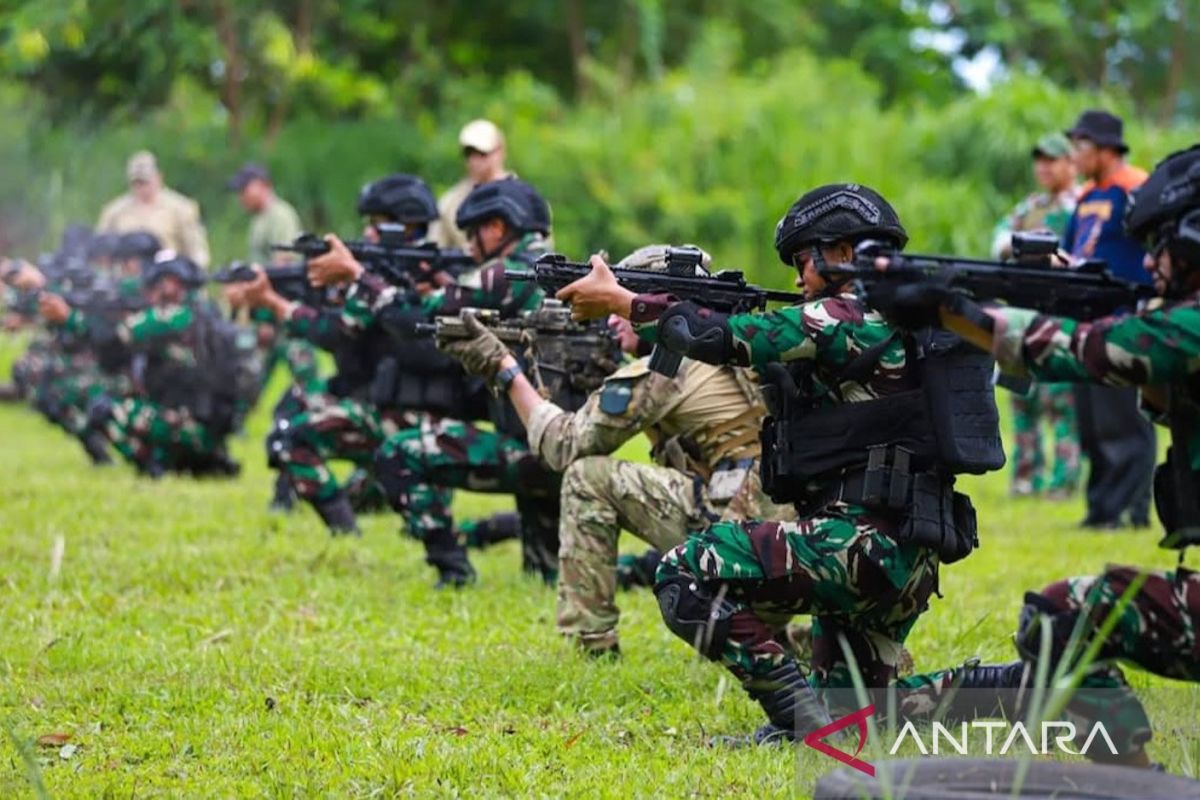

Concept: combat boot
[[314, 493, 360, 536], [615, 548, 662, 590], [458, 512, 522, 549], [268, 473, 296, 513], [82, 431, 113, 466], [929, 658, 1031, 722], [745, 660, 833, 742], [423, 528, 476, 589]]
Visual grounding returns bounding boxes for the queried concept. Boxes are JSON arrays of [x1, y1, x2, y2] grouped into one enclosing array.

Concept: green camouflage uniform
[[990, 187, 1081, 495], [525, 355, 794, 652], [635, 292, 940, 704], [904, 294, 1200, 758], [273, 274, 402, 503], [63, 302, 225, 471], [374, 234, 562, 576]]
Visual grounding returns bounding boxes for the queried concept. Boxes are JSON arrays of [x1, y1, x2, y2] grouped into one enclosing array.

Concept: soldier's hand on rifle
[[436, 313, 511, 379], [38, 293, 70, 324], [7, 260, 45, 291], [556, 254, 635, 321], [222, 282, 247, 309], [307, 234, 364, 287]]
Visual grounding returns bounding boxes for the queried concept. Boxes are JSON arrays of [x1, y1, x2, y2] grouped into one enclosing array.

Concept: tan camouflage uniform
[[97, 187, 211, 269], [526, 355, 794, 652]]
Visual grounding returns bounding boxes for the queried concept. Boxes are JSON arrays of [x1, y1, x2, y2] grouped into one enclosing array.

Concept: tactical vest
[[759, 327, 1005, 562], [141, 303, 249, 436]]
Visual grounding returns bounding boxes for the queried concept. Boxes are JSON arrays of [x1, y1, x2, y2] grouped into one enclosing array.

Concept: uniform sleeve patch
[[599, 378, 636, 415]]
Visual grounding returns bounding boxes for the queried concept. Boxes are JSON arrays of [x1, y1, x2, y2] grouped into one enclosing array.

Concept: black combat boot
[[268, 473, 296, 513], [713, 660, 832, 747], [458, 512, 522, 549], [314, 493, 360, 536], [82, 431, 113, 466], [615, 548, 662, 591], [927, 658, 1031, 723], [423, 528, 476, 589]]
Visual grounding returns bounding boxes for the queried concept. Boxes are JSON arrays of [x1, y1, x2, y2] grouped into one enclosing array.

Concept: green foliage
[[2, 39, 1195, 290]]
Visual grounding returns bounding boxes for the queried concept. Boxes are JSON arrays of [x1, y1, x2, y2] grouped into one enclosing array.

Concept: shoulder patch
[[600, 376, 637, 415]]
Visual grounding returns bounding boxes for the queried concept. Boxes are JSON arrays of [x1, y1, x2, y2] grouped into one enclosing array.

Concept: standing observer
[[432, 119, 512, 255], [97, 150, 211, 269], [1062, 109, 1156, 529], [990, 133, 1081, 498], [228, 163, 303, 266]]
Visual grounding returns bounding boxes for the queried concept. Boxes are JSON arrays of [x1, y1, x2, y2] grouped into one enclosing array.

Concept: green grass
[[0, 361, 1196, 797]]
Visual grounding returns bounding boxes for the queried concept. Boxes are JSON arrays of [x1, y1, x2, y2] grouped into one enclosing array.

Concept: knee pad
[[658, 302, 733, 364], [654, 574, 734, 660], [265, 418, 296, 468], [373, 447, 420, 511], [1015, 590, 1078, 666]]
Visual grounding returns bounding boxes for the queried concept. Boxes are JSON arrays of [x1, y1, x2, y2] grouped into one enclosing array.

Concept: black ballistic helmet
[[774, 183, 908, 265], [356, 174, 439, 224], [114, 231, 163, 261], [455, 177, 551, 235], [87, 232, 122, 261], [1125, 144, 1200, 268], [142, 253, 205, 289]]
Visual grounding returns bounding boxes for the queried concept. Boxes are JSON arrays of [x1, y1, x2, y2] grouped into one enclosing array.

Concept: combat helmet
[[357, 174, 439, 224], [455, 178, 551, 236], [774, 183, 907, 265]]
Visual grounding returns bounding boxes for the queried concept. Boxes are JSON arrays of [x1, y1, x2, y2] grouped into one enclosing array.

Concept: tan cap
[[458, 119, 504, 154], [126, 150, 159, 182]]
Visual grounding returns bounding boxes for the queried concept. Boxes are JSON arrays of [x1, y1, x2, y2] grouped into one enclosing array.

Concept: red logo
[[803, 704, 876, 777]]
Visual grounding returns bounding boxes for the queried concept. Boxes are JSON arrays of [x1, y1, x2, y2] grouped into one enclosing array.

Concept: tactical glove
[[436, 313, 511, 379]]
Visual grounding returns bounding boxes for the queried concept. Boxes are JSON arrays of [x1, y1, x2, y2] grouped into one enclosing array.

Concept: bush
[[4, 41, 1195, 290]]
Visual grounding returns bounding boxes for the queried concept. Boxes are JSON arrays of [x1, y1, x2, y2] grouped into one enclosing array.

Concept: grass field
[[1, 344, 1197, 797]]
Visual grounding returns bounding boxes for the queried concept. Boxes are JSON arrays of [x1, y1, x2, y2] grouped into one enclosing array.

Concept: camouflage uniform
[[63, 302, 229, 472], [635, 291, 939, 705], [991, 187, 1081, 495], [374, 233, 561, 577], [273, 276, 397, 505], [526, 355, 793, 652], [901, 292, 1200, 758], [97, 187, 211, 269]]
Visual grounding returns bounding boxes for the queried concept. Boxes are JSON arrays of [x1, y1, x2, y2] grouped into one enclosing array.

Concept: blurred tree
[[929, 0, 1197, 122]]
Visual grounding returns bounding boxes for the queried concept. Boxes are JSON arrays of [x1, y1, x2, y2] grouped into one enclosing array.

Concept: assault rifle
[[417, 299, 620, 397], [211, 261, 330, 307], [507, 246, 803, 376], [271, 224, 475, 289], [823, 231, 1157, 321]]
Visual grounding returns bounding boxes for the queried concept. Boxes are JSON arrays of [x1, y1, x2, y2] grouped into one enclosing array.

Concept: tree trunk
[[1159, 4, 1187, 124], [213, 1, 243, 145], [565, 0, 591, 100]]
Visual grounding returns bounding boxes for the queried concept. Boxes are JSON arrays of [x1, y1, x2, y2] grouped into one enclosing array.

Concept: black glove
[[864, 276, 953, 330]]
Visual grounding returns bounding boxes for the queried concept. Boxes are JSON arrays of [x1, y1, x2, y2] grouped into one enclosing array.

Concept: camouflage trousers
[[33, 355, 106, 437], [274, 394, 404, 502], [656, 504, 939, 710], [262, 334, 322, 394], [1010, 382, 1079, 495], [104, 396, 219, 470], [374, 417, 562, 579], [898, 565, 1198, 759], [558, 458, 707, 651]]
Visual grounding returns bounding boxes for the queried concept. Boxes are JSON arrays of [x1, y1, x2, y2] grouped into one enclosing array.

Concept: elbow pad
[[657, 302, 733, 365]]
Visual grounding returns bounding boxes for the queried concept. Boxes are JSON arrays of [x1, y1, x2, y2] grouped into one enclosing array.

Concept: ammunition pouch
[[794, 445, 978, 563], [367, 354, 488, 420]]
